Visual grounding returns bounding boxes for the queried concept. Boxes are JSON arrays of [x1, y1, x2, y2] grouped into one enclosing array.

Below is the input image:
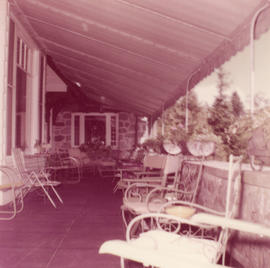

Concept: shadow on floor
[[0, 175, 124, 268]]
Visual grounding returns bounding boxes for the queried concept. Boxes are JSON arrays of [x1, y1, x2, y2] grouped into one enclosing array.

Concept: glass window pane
[[74, 115, 80, 146], [84, 115, 106, 145], [16, 37, 20, 65], [6, 85, 13, 155], [8, 19, 15, 86], [16, 67, 26, 149]]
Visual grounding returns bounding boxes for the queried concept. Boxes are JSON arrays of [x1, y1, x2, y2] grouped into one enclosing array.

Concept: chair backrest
[[176, 157, 204, 202], [225, 154, 242, 219], [12, 148, 27, 174], [143, 154, 167, 171], [216, 154, 242, 262], [161, 154, 183, 186]]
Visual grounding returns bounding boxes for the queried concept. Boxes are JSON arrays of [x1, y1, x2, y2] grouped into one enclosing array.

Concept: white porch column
[[0, 0, 9, 164], [30, 50, 41, 153]]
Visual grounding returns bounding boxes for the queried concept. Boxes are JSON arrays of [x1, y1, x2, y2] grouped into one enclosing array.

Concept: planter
[[187, 140, 215, 157]]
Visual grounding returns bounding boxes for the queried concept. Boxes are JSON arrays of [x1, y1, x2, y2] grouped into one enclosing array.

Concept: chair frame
[[121, 157, 203, 227], [45, 152, 81, 184], [12, 148, 63, 208], [0, 166, 24, 220], [113, 154, 168, 193], [99, 155, 245, 267]]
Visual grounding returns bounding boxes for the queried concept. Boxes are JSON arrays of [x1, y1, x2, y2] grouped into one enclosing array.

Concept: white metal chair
[[113, 154, 168, 193], [99, 155, 245, 267], [12, 148, 63, 208], [45, 152, 81, 184], [121, 154, 189, 227], [0, 165, 24, 220]]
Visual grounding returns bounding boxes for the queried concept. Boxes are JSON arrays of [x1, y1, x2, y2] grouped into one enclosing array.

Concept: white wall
[[46, 65, 67, 92]]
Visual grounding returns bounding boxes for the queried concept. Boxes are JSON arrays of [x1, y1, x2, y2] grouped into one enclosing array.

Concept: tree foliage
[[144, 68, 269, 162], [231, 91, 244, 117]]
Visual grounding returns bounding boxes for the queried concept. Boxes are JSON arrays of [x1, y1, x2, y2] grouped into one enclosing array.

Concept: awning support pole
[[185, 69, 200, 133], [250, 2, 270, 116]]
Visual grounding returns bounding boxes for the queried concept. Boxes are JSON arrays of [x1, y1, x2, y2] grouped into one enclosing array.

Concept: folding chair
[[99, 155, 245, 267], [12, 148, 63, 208]]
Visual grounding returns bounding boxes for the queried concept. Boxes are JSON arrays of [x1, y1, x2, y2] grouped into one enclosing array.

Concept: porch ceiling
[[10, 0, 270, 118]]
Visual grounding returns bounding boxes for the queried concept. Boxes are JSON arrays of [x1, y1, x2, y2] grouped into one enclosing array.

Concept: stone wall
[[52, 111, 72, 153], [196, 163, 270, 268], [52, 111, 147, 156], [118, 112, 146, 158]]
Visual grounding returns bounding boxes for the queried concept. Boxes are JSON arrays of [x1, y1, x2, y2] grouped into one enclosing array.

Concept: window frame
[[71, 112, 119, 149], [6, 14, 42, 156]]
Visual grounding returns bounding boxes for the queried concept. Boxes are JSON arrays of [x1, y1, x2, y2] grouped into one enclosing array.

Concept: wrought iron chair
[[12, 148, 63, 208], [99, 155, 244, 267], [121, 157, 203, 228]]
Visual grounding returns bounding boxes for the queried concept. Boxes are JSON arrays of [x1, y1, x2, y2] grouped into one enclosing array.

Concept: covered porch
[[1, 1, 270, 267], [1, 160, 270, 267]]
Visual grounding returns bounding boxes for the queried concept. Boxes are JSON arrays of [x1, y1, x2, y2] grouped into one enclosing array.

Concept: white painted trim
[[0, 0, 9, 164], [9, 12, 38, 50], [71, 112, 119, 148], [106, 115, 111, 146], [41, 56, 46, 144], [30, 50, 40, 152], [80, 114, 85, 146]]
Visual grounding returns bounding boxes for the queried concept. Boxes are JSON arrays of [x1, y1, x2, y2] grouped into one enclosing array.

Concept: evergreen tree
[[208, 68, 234, 157], [231, 91, 244, 117], [163, 90, 201, 139]]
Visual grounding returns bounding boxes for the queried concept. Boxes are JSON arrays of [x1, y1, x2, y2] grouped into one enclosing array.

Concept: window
[[6, 18, 35, 155], [15, 37, 29, 150], [71, 113, 119, 149], [15, 67, 26, 148], [6, 19, 15, 155]]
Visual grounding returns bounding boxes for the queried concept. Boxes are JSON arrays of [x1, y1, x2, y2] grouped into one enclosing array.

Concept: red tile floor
[[0, 175, 129, 268]]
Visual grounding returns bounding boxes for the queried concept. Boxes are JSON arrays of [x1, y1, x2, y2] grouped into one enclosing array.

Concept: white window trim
[[71, 112, 119, 149], [8, 12, 42, 154]]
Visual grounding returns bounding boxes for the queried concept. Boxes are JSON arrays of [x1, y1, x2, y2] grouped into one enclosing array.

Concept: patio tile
[[0, 231, 64, 249], [48, 248, 120, 268], [60, 229, 124, 249], [0, 176, 124, 268], [0, 247, 55, 268]]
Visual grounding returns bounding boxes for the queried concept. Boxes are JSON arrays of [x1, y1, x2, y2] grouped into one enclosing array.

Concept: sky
[[193, 27, 270, 109]]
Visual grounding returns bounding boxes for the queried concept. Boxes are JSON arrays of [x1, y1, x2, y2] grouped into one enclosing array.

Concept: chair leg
[[50, 184, 64, 204], [30, 172, 57, 208], [36, 180, 57, 208], [40, 170, 64, 204]]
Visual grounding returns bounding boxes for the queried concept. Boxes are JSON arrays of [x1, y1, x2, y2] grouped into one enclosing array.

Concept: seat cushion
[[122, 199, 166, 214], [131, 230, 220, 263]]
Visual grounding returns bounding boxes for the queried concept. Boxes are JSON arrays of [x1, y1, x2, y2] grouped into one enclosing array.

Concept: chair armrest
[[124, 182, 158, 202], [122, 177, 162, 184], [0, 166, 22, 190], [192, 213, 270, 238]]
